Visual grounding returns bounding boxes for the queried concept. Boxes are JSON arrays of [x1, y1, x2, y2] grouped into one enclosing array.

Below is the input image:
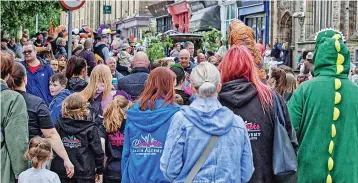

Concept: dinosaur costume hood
[[313, 29, 351, 78], [288, 29, 358, 183]]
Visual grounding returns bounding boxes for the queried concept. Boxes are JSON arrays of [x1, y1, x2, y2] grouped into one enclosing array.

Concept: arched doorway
[[279, 11, 293, 67], [279, 11, 292, 45]]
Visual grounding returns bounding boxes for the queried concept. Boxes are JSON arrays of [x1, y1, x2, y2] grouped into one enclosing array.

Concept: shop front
[[167, 1, 190, 33], [238, 0, 270, 45], [148, 1, 174, 33], [116, 14, 152, 39]]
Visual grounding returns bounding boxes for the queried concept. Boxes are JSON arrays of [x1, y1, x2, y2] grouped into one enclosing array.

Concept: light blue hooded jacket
[[121, 100, 180, 183], [160, 97, 254, 183]]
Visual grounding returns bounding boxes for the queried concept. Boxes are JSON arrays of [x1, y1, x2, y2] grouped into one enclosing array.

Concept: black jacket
[[67, 77, 87, 93], [100, 120, 126, 180], [51, 117, 104, 179], [16, 90, 54, 139], [117, 67, 149, 99], [218, 78, 298, 183]]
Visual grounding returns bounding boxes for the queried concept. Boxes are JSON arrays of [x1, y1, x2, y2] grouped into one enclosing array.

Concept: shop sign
[[104, 5, 112, 14]]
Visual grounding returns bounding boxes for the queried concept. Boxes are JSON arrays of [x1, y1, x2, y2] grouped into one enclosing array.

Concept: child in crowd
[[57, 55, 67, 73], [101, 96, 132, 183], [18, 136, 61, 183], [263, 44, 272, 71], [49, 73, 70, 124], [51, 93, 104, 183], [50, 59, 59, 73], [268, 57, 283, 71]]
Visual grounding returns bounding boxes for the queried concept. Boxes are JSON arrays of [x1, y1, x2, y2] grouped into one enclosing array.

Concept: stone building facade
[[60, 0, 155, 38], [270, 0, 358, 68]]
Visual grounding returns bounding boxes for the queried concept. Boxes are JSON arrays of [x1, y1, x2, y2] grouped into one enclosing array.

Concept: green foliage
[[201, 28, 222, 52], [146, 34, 173, 62], [0, 0, 62, 37]]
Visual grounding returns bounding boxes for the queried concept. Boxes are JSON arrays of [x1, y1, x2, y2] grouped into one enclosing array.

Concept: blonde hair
[[190, 62, 221, 98], [62, 93, 89, 120], [80, 64, 112, 101], [103, 96, 132, 133], [25, 136, 52, 169], [285, 73, 296, 93]]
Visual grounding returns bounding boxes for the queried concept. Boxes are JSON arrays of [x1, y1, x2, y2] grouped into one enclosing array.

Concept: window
[[224, 4, 237, 33], [349, 1, 357, 33], [245, 15, 265, 41], [313, 1, 332, 34]]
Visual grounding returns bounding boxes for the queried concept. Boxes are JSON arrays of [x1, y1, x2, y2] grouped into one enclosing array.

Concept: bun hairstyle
[[25, 136, 52, 169], [6, 62, 26, 90], [190, 62, 220, 98], [103, 95, 132, 133]]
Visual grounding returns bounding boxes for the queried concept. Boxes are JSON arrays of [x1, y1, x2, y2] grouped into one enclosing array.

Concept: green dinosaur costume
[[288, 29, 358, 183]]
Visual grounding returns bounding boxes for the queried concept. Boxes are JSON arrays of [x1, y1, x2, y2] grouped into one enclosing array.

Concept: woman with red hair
[[218, 45, 298, 183], [121, 67, 180, 183]]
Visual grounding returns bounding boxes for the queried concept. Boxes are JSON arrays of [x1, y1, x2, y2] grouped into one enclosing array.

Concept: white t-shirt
[[18, 168, 61, 183], [268, 61, 283, 70]]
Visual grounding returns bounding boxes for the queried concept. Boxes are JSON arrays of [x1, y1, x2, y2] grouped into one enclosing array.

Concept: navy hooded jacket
[[21, 59, 54, 105], [121, 100, 180, 183], [49, 89, 70, 124]]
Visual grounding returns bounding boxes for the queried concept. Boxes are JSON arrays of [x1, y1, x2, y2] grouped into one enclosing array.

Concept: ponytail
[[24, 136, 52, 169]]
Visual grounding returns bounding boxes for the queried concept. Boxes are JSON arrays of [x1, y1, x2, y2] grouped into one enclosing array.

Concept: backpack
[[93, 44, 107, 61], [88, 94, 104, 127]]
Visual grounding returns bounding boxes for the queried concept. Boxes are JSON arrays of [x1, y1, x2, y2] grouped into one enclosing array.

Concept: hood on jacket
[[219, 78, 258, 107], [126, 100, 180, 132], [68, 77, 87, 93], [55, 89, 70, 100], [58, 117, 96, 135], [181, 97, 234, 136], [313, 29, 351, 78]]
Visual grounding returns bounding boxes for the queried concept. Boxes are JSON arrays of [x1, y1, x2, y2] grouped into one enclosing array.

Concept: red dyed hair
[[138, 67, 176, 110], [219, 45, 272, 108]]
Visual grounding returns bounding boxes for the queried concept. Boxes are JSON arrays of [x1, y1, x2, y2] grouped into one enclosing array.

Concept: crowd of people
[[1, 20, 358, 183]]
